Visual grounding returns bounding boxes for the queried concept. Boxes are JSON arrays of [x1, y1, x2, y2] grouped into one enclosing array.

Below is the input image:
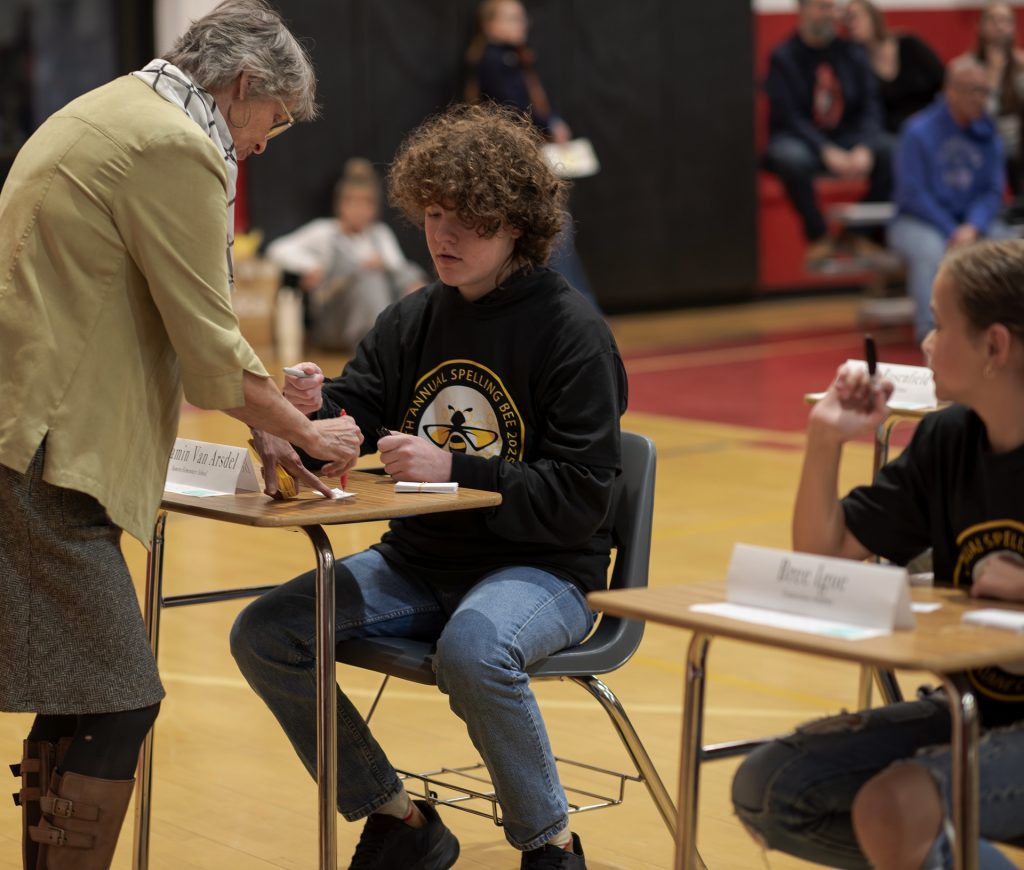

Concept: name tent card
[[844, 360, 937, 409], [164, 438, 261, 498], [691, 543, 915, 640]]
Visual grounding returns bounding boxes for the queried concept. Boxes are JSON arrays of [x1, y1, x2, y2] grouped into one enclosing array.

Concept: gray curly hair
[[163, 0, 318, 120]]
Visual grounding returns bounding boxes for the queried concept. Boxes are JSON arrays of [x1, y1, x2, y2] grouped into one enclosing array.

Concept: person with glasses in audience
[[888, 55, 1017, 345], [0, 3, 361, 867]]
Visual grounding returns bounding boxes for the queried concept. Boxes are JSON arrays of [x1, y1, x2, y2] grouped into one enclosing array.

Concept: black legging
[[28, 702, 160, 780]]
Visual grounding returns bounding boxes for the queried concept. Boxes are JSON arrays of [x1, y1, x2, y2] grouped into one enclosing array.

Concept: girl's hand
[[972, 551, 1024, 602], [809, 363, 894, 444]]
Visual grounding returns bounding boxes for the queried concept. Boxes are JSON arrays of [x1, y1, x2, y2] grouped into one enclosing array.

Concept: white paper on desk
[[394, 481, 459, 493], [690, 602, 888, 641], [727, 543, 915, 632], [165, 438, 260, 496], [844, 360, 938, 409]]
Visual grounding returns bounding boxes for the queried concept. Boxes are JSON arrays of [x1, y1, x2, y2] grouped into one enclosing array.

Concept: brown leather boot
[[28, 771, 135, 870], [10, 738, 72, 870]]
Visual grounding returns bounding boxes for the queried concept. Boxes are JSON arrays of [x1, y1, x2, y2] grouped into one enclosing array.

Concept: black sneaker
[[348, 800, 459, 870], [521, 833, 587, 869]]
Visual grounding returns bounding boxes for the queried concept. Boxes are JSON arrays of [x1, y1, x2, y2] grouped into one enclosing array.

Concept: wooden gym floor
[[2, 293, 1021, 869]]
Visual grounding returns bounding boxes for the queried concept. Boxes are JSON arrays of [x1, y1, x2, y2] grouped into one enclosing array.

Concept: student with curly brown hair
[[233, 103, 626, 870]]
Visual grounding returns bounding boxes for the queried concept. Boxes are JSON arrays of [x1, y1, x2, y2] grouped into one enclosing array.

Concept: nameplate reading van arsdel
[[718, 543, 915, 634], [164, 438, 261, 498]]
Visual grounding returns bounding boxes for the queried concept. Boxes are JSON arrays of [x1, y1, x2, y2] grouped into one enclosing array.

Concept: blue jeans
[[888, 215, 1018, 343], [230, 549, 594, 851], [732, 694, 1024, 868]]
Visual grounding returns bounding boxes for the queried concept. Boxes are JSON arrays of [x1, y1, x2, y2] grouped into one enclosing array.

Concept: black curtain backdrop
[[248, 0, 756, 312]]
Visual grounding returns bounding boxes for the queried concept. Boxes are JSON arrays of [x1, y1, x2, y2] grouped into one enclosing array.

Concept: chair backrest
[[528, 430, 657, 678]]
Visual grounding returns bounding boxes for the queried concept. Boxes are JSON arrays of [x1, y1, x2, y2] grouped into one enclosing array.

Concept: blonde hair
[[334, 157, 382, 201], [943, 240, 1024, 341]]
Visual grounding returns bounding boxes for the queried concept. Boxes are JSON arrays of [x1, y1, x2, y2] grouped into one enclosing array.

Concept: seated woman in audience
[[732, 239, 1024, 869], [266, 156, 426, 350], [974, 0, 1024, 192], [845, 0, 945, 134]]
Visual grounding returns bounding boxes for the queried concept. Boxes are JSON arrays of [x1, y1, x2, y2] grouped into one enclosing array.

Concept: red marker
[[339, 409, 348, 490]]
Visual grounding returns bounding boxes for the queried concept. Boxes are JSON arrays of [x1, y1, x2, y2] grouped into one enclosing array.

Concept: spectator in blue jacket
[[888, 55, 1016, 342], [765, 0, 894, 266]]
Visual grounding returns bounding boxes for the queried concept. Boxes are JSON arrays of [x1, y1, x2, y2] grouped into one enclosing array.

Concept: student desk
[[588, 582, 1024, 870], [132, 470, 501, 870]]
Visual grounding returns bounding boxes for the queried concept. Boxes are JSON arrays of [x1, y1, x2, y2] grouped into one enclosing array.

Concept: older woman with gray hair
[[0, 2, 361, 867]]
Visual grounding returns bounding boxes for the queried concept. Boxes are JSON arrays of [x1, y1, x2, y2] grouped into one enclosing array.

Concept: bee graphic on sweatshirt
[[424, 406, 499, 453]]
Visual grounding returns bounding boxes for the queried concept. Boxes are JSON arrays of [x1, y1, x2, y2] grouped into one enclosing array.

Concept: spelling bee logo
[[399, 360, 524, 462], [952, 519, 1024, 588]]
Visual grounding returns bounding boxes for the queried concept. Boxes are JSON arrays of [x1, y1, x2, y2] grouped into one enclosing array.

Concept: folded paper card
[[165, 438, 261, 497], [691, 543, 915, 637], [844, 360, 937, 409], [542, 138, 600, 179], [962, 608, 1024, 632], [394, 481, 459, 493]]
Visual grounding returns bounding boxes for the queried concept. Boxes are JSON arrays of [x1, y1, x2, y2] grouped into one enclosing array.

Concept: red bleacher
[[754, 5, 997, 290]]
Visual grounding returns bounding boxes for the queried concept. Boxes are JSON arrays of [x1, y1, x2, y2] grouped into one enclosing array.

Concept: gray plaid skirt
[[0, 444, 164, 714]]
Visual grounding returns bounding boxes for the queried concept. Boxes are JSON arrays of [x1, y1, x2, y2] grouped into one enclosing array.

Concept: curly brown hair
[[387, 103, 568, 269]]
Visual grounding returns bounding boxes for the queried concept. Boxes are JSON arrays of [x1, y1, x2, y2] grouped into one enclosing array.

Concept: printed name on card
[[844, 360, 937, 409], [164, 438, 261, 498], [724, 543, 915, 632]]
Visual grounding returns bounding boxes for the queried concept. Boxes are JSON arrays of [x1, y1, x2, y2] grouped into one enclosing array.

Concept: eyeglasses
[[266, 99, 294, 140]]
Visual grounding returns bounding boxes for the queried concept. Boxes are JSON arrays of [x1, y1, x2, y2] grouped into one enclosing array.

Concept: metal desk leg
[[873, 416, 899, 479], [133, 511, 167, 870], [939, 673, 980, 870], [676, 633, 710, 870], [303, 525, 337, 870]]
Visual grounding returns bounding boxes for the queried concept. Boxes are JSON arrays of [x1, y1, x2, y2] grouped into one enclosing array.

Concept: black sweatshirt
[[313, 268, 628, 594]]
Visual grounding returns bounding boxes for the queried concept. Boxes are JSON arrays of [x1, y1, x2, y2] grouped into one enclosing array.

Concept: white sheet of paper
[[394, 481, 459, 493], [690, 602, 888, 641]]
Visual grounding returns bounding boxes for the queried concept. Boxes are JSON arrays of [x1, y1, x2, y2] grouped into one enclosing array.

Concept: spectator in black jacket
[[845, 0, 945, 135], [765, 0, 895, 266]]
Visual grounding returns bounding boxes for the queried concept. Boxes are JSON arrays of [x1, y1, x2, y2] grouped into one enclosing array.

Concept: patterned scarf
[[132, 60, 238, 287]]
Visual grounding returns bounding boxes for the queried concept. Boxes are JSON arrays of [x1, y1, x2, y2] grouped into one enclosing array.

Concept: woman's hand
[[306, 414, 362, 472], [283, 362, 325, 414], [249, 429, 337, 499], [809, 363, 894, 445], [360, 431, 453, 483], [972, 551, 1024, 602]]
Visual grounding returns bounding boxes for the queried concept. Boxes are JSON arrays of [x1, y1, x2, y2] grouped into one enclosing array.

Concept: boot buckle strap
[[17, 758, 40, 774], [41, 793, 99, 820], [28, 821, 94, 849]]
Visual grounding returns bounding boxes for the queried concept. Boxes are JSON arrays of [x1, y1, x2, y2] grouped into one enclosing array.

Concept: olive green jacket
[[0, 75, 267, 544]]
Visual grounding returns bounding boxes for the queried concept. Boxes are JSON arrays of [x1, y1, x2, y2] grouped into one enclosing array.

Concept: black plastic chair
[[335, 431, 678, 836]]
